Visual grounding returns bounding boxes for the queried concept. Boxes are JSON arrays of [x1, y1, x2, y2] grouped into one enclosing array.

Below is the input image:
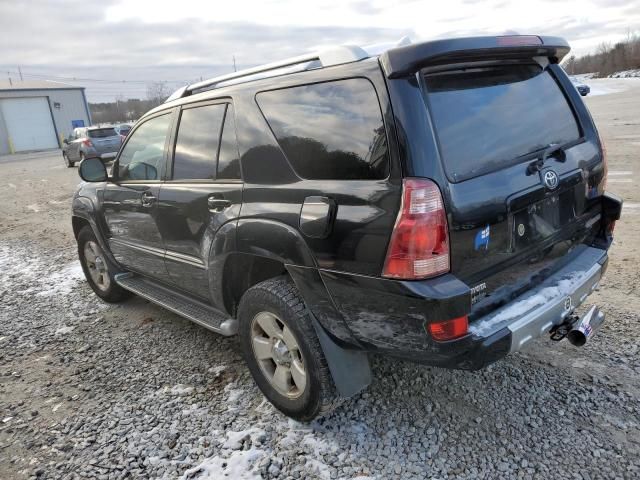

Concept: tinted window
[[89, 128, 117, 138], [424, 65, 581, 182], [173, 104, 226, 180], [217, 105, 241, 180], [257, 78, 389, 180], [118, 114, 171, 181]]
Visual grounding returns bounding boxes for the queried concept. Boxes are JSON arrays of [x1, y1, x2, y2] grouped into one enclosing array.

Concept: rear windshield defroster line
[[423, 65, 581, 182]]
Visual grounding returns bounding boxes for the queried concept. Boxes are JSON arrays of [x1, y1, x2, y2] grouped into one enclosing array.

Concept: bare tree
[[146, 81, 171, 108]]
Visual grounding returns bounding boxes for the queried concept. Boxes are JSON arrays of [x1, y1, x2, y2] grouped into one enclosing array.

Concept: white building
[[0, 80, 91, 154]]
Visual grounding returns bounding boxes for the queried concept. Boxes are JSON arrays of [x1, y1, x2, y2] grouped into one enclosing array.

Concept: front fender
[[72, 196, 118, 266]]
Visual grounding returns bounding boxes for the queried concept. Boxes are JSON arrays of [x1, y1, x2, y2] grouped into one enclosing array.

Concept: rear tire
[[63, 152, 74, 168], [77, 226, 131, 303], [238, 276, 340, 421]]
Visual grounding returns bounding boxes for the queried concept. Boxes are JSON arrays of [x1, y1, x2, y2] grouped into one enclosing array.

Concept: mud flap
[[308, 312, 372, 398]]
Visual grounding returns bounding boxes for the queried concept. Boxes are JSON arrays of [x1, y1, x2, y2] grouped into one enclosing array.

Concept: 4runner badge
[[541, 169, 559, 190]]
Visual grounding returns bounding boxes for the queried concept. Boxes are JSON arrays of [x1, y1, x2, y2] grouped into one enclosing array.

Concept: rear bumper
[[470, 245, 607, 353], [321, 245, 608, 370]]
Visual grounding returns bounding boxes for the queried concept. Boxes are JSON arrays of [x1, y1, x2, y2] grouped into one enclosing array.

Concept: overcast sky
[[1, 0, 639, 102]]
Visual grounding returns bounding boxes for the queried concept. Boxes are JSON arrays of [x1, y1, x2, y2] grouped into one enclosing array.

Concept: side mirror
[[63, 139, 69, 144], [78, 157, 108, 182]]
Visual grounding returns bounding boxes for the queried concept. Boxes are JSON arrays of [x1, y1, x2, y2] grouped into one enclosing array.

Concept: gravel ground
[[1, 82, 640, 480]]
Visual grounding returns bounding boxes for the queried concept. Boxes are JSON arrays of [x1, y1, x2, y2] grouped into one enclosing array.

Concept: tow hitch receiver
[[549, 305, 605, 346]]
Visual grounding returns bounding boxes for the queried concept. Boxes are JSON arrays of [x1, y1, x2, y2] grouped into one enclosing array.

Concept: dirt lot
[[1, 79, 639, 479]]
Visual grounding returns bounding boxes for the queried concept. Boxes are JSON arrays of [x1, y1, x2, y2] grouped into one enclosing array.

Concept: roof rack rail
[[166, 45, 370, 102]]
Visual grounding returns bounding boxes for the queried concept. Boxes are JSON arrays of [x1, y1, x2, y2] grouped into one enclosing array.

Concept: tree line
[[563, 32, 640, 77], [88, 81, 171, 125]]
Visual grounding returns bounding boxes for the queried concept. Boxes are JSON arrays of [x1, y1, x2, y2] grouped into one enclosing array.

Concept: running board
[[114, 273, 238, 336]]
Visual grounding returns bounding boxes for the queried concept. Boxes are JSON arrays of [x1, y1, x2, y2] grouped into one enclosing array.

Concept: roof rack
[[166, 45, 368, 102], [165, 38, 412, 103]]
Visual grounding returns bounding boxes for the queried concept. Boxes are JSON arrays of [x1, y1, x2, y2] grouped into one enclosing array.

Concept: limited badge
[[517, 223, 526, 237], [474, 225, 490, 251]]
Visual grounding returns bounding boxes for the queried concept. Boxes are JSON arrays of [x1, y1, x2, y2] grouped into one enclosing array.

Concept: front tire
[[238, 276, 340, 421], [77, 226, 131, 303]]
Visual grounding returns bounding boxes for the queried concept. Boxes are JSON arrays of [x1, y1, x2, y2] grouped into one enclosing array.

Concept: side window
[[217, 104, 241, 180], [256, 78, 389, 180], [173, 104, 226, 180], [118, 113, 171, 181]]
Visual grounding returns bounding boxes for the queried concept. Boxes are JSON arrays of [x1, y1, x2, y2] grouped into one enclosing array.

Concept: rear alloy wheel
[[77, 226, 131, 303], [238, 276, 340, 421], [251, 311, 307, 399]]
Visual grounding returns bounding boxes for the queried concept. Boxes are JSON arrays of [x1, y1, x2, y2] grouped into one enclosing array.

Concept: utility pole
[[7, 71, 12, 86], [233, 55, 237, 72], [18, 66, 23, 81]]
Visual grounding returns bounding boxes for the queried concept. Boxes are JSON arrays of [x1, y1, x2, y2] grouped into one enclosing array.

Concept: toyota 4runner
[[72, 35, 622, 421]]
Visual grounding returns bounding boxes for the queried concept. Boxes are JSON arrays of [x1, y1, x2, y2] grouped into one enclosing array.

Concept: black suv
[[72, 35, 622, 421]]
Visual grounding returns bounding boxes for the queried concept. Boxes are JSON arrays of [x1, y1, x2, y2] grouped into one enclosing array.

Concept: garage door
[[1, 97, 58, 152]]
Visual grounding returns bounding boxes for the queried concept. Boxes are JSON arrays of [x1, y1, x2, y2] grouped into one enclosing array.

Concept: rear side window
[[173, 104, 226, 180], [217, 105, 241, 180], [89, 128, 117, 138], [257, 78, 389, 180], [424, 65, 581, 182]]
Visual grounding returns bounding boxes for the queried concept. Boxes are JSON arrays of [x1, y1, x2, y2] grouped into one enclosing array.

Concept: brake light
[[383, 178, 450, 280], [82, 139, 93, 147], [428, 316, 469, 341], [496, 35, 542, 46]]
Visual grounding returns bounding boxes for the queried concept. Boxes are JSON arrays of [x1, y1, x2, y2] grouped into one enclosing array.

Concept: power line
[[4, 69, 192, 85]]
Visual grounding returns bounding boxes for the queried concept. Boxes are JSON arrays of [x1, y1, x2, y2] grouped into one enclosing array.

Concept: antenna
[[233, 55, 237, 72]]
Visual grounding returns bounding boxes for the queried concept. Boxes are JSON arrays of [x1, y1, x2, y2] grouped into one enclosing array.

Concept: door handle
[[207, 197, 231, 211], [141, 191, 156, 207]]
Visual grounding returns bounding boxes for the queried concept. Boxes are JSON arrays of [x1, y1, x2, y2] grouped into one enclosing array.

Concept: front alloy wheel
[[83, 240, 111, 292]]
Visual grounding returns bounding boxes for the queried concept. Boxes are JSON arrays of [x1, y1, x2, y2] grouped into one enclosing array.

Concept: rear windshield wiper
[[526, 143, 567, 174]]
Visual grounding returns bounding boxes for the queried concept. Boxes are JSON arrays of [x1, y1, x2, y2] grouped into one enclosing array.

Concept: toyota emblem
[[542, 170, 559, 190]]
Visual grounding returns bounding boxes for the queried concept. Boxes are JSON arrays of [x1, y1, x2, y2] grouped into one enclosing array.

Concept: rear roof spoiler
[[379, 35, 570, 78]]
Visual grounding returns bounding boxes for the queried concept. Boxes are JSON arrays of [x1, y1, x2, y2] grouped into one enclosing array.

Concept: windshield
[[424, 65, 581, 182], [89, 128, 117, 138]]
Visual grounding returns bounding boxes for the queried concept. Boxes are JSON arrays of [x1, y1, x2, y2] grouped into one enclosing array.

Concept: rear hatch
[[88, 128, 121, 153], [414, 41, 606, 313]]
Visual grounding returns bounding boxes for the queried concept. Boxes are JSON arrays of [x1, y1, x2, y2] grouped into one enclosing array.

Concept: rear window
[[424, 65, 580, 182], [257, 78, 389, 180], [89, 128, 117, 138]]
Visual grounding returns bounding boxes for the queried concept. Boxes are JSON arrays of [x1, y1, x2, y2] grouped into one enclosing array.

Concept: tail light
[[383, 178, 450, 280], [428, 316, 469, 341], [82, 139, 93, 147]]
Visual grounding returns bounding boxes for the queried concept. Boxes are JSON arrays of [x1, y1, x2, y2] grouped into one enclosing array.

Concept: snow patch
[[181, 447, 265, 479], [55, 326, 75, 335], [167, 384, 195, 396]]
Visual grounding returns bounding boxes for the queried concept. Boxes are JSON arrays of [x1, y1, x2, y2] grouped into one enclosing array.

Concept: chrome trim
[[164, 250, 206, 269], [109, 238, 165, 258]]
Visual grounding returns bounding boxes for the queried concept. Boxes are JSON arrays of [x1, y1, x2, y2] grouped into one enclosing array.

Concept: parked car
[[72, 35, 622, 421], [62, 126, 121, 167], [570, 76, 591, 96], [114, 123, 132, 138]]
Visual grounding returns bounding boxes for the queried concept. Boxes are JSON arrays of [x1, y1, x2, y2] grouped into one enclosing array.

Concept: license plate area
[[512, 189, 578, 250]]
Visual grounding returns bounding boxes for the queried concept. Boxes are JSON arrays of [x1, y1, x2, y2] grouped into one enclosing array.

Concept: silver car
[[62, 126, 122, 168]]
